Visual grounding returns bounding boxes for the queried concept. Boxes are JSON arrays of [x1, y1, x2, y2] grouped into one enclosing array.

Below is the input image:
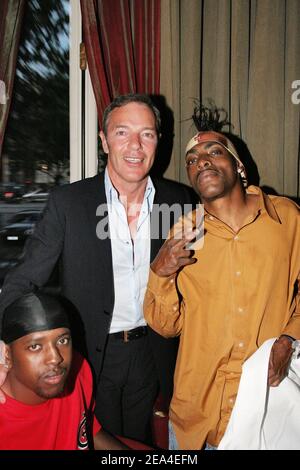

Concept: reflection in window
[[0, 0, 69, 288], [2, 0, 69, 190]]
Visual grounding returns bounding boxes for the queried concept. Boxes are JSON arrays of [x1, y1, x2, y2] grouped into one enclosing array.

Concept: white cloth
[[105, 169, 155, 333], [218, 338, 300, 450]]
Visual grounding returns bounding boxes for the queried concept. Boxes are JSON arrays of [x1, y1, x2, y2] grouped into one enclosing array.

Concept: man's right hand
[[151, 230, 197, 277], [0, 340, 8, 403]]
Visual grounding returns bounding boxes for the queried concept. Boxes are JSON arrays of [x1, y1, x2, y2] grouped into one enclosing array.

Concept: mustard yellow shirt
[[144, 186, 300, 450]]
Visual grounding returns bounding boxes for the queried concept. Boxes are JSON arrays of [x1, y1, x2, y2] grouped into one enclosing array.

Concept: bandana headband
[[185, 131, 248, 187]]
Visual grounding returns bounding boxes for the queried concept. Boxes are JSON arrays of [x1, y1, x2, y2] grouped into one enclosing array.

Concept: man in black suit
[[0, 94, 195, 443]]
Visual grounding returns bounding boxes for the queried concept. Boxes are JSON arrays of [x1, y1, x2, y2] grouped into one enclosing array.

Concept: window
[[2, 0, 70, 191], [0, 1, 98, 288], [0, 0, 70, 287]]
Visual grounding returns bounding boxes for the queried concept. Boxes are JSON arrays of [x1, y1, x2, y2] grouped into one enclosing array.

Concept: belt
[[109, 326, 147, 342]]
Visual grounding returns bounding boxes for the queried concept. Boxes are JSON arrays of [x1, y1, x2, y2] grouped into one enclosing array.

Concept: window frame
[[69, 0, 98, 183]]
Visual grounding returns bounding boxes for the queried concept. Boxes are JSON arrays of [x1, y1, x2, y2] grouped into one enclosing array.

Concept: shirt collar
[[246, 185, 281, 223], [104, 168, 155, 208], [144, 176, 155, 207], [203, 185, 281, 224]]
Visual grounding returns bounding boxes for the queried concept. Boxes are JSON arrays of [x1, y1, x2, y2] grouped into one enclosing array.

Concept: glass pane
[[0, 0, 69, 286]]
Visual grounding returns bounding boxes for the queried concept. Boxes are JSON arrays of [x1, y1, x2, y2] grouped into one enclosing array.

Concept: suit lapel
[[84, 173, 114, 311]]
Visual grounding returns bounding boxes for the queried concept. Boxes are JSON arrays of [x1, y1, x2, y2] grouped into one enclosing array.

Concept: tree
[[3, 0, 69, 184]]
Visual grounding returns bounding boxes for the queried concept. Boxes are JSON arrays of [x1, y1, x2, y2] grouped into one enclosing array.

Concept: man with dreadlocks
[[143, 103, 300, 450]]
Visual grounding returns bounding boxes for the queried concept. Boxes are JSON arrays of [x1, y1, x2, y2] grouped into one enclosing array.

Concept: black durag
[[1, 292, 70, 343]]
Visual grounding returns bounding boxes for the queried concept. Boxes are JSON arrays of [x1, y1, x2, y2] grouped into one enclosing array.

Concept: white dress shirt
[[105, 169, 155, 333]]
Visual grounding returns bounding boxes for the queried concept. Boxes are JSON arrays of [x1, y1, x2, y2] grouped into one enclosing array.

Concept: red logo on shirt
[[77, 412, 89, 450]]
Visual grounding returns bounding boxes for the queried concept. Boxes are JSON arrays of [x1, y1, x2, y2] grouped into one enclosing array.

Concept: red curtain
[[0, 0, 25, 159], [81, 0, 161, 127]]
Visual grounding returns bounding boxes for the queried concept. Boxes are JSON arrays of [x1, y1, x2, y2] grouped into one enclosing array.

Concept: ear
[[2, 343, 13, 371], [99, 130, 109, 154]]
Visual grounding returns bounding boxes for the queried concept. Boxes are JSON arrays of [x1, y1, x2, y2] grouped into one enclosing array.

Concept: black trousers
[[95, 333, 159, 444]]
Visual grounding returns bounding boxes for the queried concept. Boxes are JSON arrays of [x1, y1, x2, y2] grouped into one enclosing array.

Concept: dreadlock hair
[[191, 100, 232, 133]]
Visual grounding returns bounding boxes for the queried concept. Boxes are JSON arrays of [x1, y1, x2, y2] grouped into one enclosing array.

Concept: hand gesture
[[151, 230, 198, 277]]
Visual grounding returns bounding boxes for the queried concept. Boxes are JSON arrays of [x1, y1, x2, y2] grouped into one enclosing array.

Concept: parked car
[[0, 210, 41, 243], [22, 188, 49, 203], [1, 184, 25, 203]]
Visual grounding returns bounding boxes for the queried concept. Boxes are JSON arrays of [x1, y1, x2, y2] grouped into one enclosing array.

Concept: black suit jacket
[[0, 173, 196, 402]]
